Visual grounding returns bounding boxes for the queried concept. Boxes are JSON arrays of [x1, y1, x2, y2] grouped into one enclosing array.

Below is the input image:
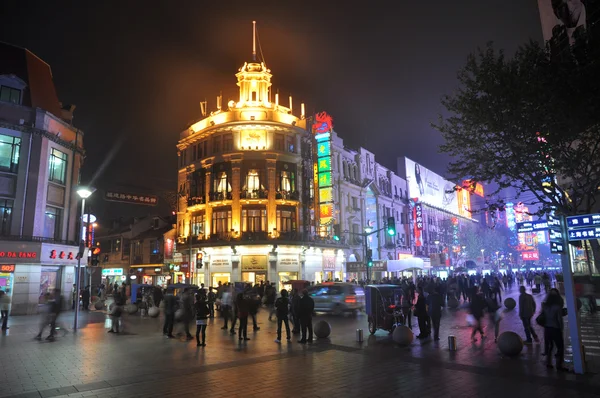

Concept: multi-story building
[[0, 42, 85, 314], [97, 216, 174, 287], [330, 132, 411, 280], [175, 49, 345, 289]]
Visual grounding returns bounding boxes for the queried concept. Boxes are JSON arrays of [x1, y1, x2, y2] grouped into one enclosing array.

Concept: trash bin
[[448, 335, 457, 351], [356, 329, 364, 342]]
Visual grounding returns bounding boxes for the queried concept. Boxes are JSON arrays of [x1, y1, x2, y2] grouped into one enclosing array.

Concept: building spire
[[252, 21, 256, 61]]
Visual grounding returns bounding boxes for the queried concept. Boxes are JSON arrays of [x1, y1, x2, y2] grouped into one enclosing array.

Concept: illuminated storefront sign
[[461, 180, 484, 197], [241, 255, 268, 271], [412, 200, 423, 247], [521, 251, 539, 261], [102, 268, 123, 276], [0, 264, 15, 272], [240, 129, 267, 150], [314, 111, 334, 226]]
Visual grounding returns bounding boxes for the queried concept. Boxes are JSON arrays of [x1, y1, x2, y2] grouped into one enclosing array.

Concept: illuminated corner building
[[398, 157, 478, 276], [175, 31, 345, 289], [330, 133, 411, 280], [0, 42, 85, 314]]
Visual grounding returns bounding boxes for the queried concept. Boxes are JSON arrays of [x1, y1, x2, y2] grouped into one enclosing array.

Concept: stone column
[[231, 160, 242, 235], [267, 157, 277, 233]]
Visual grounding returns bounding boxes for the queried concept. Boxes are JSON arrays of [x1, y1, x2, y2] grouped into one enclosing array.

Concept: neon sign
[[0, 264, 15, 272], [0, 251, 37, 259], [313, 112, 333, 135], [314, 112, 334, 225]]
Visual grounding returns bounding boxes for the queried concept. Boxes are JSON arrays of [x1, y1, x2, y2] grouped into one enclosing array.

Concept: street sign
[[550, 241, 564, 253], [567, 213, 600, 229], [516, 220, 550, 233], [549, 229, 563, 242], [105, 191, 158, 206], [567, 227, 600, 241]]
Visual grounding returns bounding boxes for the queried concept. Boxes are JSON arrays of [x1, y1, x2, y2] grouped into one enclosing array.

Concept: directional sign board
[[567, 227, 600, 241], [550, 241, 565, 253], [105, 191, 158, 206], [567, 213, 600, 230], [549, 229, 563, 242]]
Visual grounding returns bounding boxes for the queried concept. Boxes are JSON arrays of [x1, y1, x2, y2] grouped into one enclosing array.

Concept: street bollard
[[448, 335, 457, 351], [356, 329, 364, 342]]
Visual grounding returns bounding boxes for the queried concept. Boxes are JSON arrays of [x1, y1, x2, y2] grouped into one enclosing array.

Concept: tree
[[460, 223, 507, 263], [434, 40, 600, 270]]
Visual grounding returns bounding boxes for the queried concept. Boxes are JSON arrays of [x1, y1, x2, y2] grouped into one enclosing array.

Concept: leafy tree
[[434, 40, 600, 271], [459, 223, 507, 263]]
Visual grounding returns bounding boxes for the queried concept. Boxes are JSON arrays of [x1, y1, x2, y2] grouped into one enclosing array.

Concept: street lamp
[[74, 186, 96, 332]]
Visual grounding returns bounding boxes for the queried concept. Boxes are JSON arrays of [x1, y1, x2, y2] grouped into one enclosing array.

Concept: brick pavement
[[0, 285, 599, 398]]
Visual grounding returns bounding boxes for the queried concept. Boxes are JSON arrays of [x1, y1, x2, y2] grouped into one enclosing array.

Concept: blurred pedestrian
[[298, 289, 314, 344], [427, 286, 444, 341], [108, 288, 125, 333], [236, 293, 250, 341], [195, 293, 209, 347], [469, 286, 487, 342], [274, 289, 291, 343], [415, 287, 430, 339], [518, 286, 539, 344], [82, 286, 90, 311], [36, 289, 62, 341], [180, 288, 194, 340], [0, 290, 11, 330], [207, 287, 216, 318], [163, 290, 177, 338], [290, 288, 301, 334], [220, 285, 232, 330], [542, 288, 567, 371]]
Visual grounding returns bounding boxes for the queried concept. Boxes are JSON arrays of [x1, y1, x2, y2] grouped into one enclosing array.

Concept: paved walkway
[[0, 286, 598, 398]]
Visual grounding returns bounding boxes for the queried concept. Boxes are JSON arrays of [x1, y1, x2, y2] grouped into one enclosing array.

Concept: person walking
[[518, 286, 539, 344], [401, 284, 413, 329], [469, 286, 487, 342], [534, 274, 542, 293], [298, 289, 314, 344], [163, 290, 177, 338], [0, 291, 10, 330], [542, 288, 568, 371], [236, 293, 250, 341], [415, 287, 430, 339], [195, 293, 210, 347], [108, 288, 125, 333], [290, 288, 301, 334], [274, 289, 291, 343], [485, 294, 502, 342], [207, 287, 216, 318], [181, 288, 194, 340], [82, 286, 90, 311], [427, 286, 444, 341], [36, 289, 63, 341]]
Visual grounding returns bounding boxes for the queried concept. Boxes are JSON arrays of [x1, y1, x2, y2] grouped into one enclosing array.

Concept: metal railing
[[0, 234, 78, 246]]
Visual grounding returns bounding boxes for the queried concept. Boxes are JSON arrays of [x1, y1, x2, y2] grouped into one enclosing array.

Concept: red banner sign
[[521, 251, 539, 261]]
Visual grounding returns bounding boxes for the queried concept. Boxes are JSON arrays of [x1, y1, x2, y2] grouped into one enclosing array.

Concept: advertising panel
[[405, 157, 460, 215], [537, 0, 595, 45]]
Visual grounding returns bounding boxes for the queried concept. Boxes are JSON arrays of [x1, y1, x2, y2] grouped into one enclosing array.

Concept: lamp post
[[364, 226, 373, 282], [74, 186, 95, 332]]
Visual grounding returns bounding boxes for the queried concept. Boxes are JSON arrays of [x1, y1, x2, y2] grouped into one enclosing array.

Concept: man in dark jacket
[[415, 287, 430, 339], [181, 288, 194, 340], [82, 286, 90, 311], [298, 289, 314, 343], [470, 286, 488, 341], [290, 289, 301, 334], [163, 291, 177, 338], [518, 286, 539, 343], [274, 289, 291, 342], [427, 286, 444, 340]]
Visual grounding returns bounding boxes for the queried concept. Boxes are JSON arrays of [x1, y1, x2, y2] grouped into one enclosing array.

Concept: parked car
[[307, 282, 364, 315]]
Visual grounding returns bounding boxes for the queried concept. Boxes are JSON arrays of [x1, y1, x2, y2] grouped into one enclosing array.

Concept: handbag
[[535, 312, 546, 326]]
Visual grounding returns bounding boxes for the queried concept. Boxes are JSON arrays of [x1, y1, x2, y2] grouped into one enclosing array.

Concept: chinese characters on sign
[[105, 191, 158, 206], [568, 227, 600, 241], [567, 214, 600, 229], [313, 112, 334, 226], [412, 201, 423, 247], [0, 264, 15, 272], [521, 251, 539, 261]]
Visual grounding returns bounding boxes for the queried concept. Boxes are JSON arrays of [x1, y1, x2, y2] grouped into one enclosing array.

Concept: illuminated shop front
[[0, 242, 86, 315]]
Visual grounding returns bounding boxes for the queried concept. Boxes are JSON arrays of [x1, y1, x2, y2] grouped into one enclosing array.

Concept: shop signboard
[[314, 111, 334, 226], [241, 255, 267, 271], [278, 255, 299, 267], [41, 243, 86, 265], [102, 268, 123, 276], [521, 251, 539, 261], [211, 257, 231, 269], [323, 255, 336, 271], [346, 262, 366, 273], [104, 191, 158, 206], [0, 241, 41, 263], [0, 264, 15, 272]]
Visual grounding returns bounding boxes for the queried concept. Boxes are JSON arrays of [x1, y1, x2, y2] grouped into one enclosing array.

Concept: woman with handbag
[[540, 288, 567, 371]]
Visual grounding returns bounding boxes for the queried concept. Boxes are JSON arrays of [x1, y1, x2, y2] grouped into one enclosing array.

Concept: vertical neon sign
[[313, 112, 334, 226]]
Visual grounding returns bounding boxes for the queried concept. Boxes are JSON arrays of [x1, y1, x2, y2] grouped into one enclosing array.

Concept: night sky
[[1, 1, 542, 220]]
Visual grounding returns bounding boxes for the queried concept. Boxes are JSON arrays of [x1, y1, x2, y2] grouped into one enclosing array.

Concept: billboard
[[537, 0, 597, 44], [405, 158, 460, 215], [313, 112, 334, 226]]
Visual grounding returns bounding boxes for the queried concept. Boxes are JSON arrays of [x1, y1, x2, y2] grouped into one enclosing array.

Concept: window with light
[[242, 208, 266, 232], [0, 134, 21, 173], [276, 208, 296, 232], [215, 172, 230, 193], [0, 199, 13, 235], [48, 148, 68, 184], [43, 206, 62, 240]]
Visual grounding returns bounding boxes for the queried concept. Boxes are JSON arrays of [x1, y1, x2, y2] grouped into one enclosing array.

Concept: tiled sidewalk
[[1, 285, 598, 398]]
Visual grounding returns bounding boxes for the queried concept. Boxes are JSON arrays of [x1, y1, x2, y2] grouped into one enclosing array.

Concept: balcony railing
[[241, 189, 267, 199], [209, 191, 232, 201], [182, 231, 346, 247], [149, 253, 164, 263], [187, 196, 205, 206], [275, 191, 299, 200], [0, 234, 78, 246]]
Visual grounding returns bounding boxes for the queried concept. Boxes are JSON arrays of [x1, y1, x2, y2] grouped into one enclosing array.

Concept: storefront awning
[[387, 258, 425, 272], [132, 263, 164, 268]]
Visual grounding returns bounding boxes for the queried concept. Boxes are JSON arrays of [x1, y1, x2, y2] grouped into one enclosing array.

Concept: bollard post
[[448, 335, 457, 351], [356, 329, 364, 342]]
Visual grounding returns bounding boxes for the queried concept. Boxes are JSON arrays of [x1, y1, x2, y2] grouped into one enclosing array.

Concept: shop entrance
[[212, 272, 230, 287], [278, 272, 298, 291], [241, 272, 267, 285], [39, 267, 61, 304]]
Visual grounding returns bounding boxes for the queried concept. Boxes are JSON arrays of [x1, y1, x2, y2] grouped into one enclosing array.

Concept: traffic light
[[196, 252, 204, 269], [366, 249, 373, 267], [386, 217, 396, 236], [333, 224, 341, 241], [91, 247, 101, 266]]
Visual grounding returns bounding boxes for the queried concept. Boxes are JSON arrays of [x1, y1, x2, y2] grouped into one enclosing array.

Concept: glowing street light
[[74, 186, 96, 332]]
